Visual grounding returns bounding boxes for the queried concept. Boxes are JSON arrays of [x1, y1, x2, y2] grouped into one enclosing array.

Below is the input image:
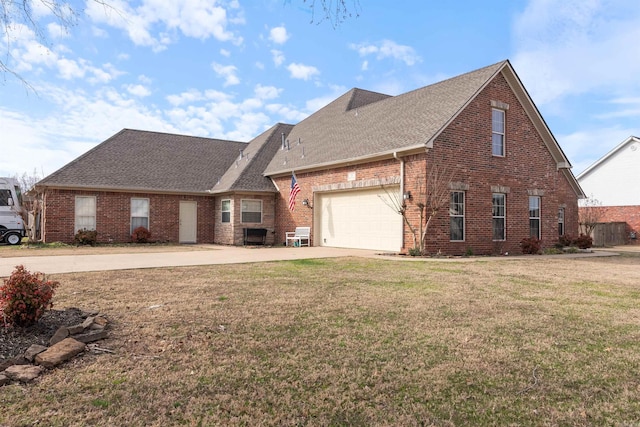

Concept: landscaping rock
[[35, 338, 86, 368], [67, 324, 85, 335], [73, 330, 108, 344], [4, 364, 44, 383], [49, 327, 70, 346], [81, 316, 96, 330], [24, 344, 48, 362]]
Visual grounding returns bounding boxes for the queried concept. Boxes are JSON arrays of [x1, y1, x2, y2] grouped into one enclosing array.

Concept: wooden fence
[[592, 222, 629, 247]]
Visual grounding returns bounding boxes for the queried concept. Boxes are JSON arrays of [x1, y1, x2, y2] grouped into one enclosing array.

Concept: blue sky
[[2, 0, 639, 179]]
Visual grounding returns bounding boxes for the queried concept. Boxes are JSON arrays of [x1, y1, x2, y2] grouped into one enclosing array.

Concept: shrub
[[74, 228, 97, 246], [132, 226, 152, 243], [558, 234, 574, 247], [0, 265, 59, 327], [574, 234, 593, 249], [408, 247, 421, 257], [520, 237, 541, 255]]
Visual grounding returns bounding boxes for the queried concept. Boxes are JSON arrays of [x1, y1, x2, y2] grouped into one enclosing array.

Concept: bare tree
[[303, 0, 361, 27], [578, 196, 607, 236], [380, 164, 455, 255], [415, 165, 455, 254]]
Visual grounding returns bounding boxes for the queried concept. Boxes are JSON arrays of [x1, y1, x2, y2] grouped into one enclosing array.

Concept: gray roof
[[37, 129, 247, 193], [211, 123, 294, 194], [264, 61, 507, 175]]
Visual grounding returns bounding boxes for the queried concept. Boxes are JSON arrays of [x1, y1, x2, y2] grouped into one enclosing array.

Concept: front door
[[179, 201, 197, 243]]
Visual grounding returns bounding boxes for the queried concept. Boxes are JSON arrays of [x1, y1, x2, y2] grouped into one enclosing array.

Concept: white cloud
[[287, 63, 320, 80], [512, 0, 640, 105], [269, 26, 289, 44], [86, 0, 245, 52], [349, 40, 421, 66], [212, 62, 240, 86], [254, 84, 282, 100], [361, 60, 368, 71], [220, 48, 231, 57], [271, 49, 285, 67], [166, 89, 205, 106], [126, 84, 152, 97], [47, 23, 69, 39]]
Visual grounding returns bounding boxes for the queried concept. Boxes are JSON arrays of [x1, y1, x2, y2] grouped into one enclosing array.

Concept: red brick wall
[[271, 72, 580, 255], [272, 159, 402, 246], [41, 189, 215, 244], [409, 73, 579, 255]]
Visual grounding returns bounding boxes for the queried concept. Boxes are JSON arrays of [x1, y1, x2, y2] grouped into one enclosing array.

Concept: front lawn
[[1, 255, 639, 426]]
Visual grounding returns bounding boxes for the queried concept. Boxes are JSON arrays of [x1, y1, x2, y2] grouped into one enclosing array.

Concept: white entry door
[[179, 201, 197, 243], [316, 186, 402, 252]]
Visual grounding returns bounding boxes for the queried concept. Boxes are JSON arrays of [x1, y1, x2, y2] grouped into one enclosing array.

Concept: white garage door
[[316, 186, 402, 252]]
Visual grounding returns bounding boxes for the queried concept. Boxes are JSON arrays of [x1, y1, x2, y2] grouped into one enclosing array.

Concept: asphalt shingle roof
[[37, 129, 247, 193], [265, 61, 506, 175], [211, 123, 294, 193]]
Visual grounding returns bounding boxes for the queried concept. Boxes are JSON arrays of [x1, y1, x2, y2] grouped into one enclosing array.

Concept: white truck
[[0, 177, 26, 245]]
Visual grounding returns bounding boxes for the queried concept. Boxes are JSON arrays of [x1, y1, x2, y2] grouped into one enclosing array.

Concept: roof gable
[[37, 129, 247, 194], [211, 123, 294, 193], [577, 136, 640, 181], [264, 61, 507, 176]]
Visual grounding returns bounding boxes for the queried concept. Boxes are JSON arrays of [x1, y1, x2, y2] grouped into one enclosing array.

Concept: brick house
[[577, 136, 640, 245], [33, 60, 584, 254]]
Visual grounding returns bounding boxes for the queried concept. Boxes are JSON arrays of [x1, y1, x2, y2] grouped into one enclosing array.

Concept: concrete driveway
[[0, 245, 379, 276]]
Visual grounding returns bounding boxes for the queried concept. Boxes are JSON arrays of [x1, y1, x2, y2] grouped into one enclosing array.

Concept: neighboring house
[[577, 136, 640, 244], [33, 60, 584, 255]]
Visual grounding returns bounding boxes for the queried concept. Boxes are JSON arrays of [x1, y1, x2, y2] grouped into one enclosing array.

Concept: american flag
[[288, 173, 300, 211]]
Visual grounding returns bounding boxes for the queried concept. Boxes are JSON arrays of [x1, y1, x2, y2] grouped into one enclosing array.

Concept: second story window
[[492, 108, 505, 157]]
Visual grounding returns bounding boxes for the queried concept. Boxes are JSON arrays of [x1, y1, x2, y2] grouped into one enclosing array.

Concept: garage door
[[316, 186, 402, 252]]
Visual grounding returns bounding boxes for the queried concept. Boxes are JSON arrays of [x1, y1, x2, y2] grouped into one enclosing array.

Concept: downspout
[[393, 151, 405, 251]]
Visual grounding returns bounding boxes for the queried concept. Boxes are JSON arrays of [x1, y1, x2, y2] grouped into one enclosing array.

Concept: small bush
[[1, 265, 59, 327], [132, 226, 152, 243], [408, 247, 421, 257], [558, 234, 574, 247], [574, 234, 593, 249], [520, 237, 541, 255], [74, 229, 97, 246]]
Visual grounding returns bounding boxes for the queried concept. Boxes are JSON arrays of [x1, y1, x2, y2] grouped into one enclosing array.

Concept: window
[[221, 199, 231, 223], [450, 191, 465, 241], [131, 198, 149, 233], [75, 196, 96, 232], [492, 108, 505, 156], [0, 189, 11, 206], [241, 199, 262, 223], [492, 193, 506, 241], [529, 196, 541, 239], [558, 207, 565, 236]]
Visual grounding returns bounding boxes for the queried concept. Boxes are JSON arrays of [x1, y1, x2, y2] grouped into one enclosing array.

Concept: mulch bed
[[0, 308, 87, 363]]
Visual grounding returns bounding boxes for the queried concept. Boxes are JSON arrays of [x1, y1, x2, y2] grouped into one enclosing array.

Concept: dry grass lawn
[[1, 253, 640, 426]]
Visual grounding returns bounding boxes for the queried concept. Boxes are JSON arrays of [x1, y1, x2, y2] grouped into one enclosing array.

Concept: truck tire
[[5, 233, 22, 245]]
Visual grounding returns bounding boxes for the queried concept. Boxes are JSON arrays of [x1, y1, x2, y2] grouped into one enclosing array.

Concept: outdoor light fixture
[[302, 198, 313, 209], [403, 191, 412, 200]]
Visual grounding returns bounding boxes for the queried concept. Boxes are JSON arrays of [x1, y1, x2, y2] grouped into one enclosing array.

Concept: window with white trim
[[241, 199, 262, 223], [529, 196, 541, 239], [75, 196, 96, 232], [492, 193, 506, 241], [492, 108, 505, 156], [131, 198, 149, 233], [450, 191, 465, 241], [221, 199, 231, 223], [558, 207, 565, 236]]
